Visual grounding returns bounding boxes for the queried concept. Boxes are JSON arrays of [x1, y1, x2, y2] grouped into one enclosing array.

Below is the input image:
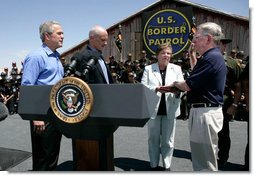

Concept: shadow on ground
[[219, 162, 248, 171], [114, 148, 191, 171], [0, 147, 31, 171], [56, 161, 74, 171]]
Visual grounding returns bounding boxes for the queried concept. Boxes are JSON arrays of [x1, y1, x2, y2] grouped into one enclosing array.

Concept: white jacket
[[141, 62, 184, 119]]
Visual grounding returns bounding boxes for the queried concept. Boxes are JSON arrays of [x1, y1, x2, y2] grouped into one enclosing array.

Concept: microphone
[[82, 56, 98, 77], [0, 102, 9, 121], [64, 52, 80, 77]]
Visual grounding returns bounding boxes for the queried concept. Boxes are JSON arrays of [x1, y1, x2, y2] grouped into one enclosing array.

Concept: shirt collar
[[42, 44, 60, 57], [88, 45, 102, 54], [88, 45, 103, 60]]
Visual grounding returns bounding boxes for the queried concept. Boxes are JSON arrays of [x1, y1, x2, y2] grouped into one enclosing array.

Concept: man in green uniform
[[217, 35, 242, 168]]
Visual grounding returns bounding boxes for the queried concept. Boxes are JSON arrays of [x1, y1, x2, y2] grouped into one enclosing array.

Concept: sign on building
[[142, 7, 194, 57]]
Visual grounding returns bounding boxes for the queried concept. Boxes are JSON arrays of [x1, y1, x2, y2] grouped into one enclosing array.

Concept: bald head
[[88, 25, 108, 51], [89, 25, 106, 37]]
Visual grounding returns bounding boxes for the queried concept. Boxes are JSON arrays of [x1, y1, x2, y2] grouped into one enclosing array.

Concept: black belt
[[190, 103, 222, 108]]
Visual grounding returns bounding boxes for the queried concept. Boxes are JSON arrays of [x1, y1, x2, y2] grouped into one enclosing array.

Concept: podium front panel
[[18, 83, 159, 139]]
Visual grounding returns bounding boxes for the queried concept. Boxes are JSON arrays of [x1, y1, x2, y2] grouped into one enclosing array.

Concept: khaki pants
[[188, 107, 223, 171]]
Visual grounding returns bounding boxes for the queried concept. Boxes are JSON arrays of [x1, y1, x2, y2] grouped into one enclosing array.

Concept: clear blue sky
[[0, 0, 249, 70]]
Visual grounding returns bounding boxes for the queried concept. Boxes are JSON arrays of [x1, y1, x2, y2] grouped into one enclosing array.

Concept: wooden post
[[72, 134, 114, 171]]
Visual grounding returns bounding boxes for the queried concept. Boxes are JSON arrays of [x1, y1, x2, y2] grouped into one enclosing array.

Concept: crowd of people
[[0, 51, 193, 118], [105, 49, 191, 85], [0, 33, 248, 118], [0, 20, 249, 171], [0, 48, 248, 119], [0, 62, 22, 115]]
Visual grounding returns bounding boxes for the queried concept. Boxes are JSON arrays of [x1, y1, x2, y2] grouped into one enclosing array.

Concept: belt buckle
[[191, 103, 206, 108]]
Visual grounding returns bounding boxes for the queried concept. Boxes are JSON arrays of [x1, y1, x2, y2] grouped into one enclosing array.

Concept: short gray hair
[[197, 22, 223, 45], [39, 20, 61, 42]]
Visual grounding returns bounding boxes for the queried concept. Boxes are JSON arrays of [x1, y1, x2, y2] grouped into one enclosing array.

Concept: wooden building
[[61, 0, 249, 64]]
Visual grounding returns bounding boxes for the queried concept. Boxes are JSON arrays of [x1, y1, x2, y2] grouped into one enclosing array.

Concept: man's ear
[[44, 33, 51, 41]]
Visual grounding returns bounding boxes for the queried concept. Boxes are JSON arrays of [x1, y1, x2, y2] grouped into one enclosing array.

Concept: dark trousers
[[30, 121, 62, 171], [218, 98, 232, 162]]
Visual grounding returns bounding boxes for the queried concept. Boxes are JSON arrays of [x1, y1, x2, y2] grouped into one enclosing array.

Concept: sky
[[0, 0, 250, 70]]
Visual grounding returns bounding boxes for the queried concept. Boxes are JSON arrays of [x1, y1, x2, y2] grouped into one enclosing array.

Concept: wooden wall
[[61, 0, 249, 64]]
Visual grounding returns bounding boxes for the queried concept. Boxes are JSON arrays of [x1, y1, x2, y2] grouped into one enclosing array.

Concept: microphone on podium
[[82, 56, 98, 77], [64, 52, 81, 77]]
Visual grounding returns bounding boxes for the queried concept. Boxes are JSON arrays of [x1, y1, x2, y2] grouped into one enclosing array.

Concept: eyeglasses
[[192, 35, 207, 41]]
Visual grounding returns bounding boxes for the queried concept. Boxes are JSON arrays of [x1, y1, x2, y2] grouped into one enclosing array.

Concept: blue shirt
[[21, 44, 64, 85], [186, 47, 227, 105]]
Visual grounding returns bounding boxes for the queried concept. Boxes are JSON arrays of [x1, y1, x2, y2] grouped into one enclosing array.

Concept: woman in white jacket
[[141, 43, 184, 171]]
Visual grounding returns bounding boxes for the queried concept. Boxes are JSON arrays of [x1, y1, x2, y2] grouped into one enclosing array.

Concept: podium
[[18, 83, 159, 170]]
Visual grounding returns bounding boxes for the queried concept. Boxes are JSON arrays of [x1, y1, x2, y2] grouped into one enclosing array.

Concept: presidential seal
[[50, 77, 93, 123]]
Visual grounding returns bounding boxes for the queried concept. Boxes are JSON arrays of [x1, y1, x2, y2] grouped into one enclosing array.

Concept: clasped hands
[[156, 82, 182, 97]]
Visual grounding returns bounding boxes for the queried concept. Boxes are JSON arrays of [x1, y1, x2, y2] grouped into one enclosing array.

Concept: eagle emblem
[[61, 89, 81, 113], [50, 77, 93, 123]]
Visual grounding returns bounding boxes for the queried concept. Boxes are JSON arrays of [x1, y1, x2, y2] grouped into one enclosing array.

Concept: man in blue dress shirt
[[21, 20, 64, 171]]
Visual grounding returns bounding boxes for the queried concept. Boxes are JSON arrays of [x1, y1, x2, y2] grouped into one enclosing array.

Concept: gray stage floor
[[0, 114, 249, 172]]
